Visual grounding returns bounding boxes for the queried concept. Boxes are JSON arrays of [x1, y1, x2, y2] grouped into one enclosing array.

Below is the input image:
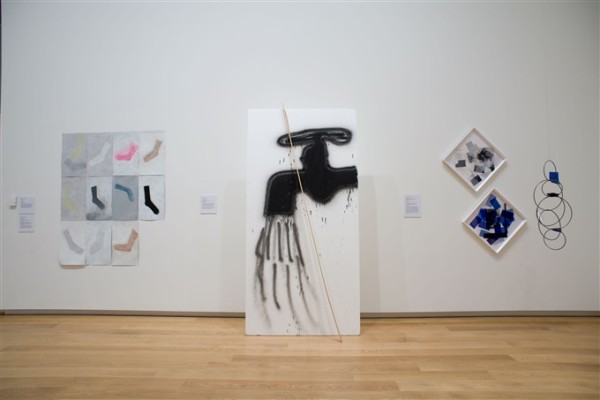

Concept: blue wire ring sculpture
[[533, 160, 573, 250]]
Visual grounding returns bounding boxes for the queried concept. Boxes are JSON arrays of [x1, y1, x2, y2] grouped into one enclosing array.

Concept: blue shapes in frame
[[469, 194, 516, 246]]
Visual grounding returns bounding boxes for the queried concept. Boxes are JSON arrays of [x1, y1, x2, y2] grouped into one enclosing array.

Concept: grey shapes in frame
[[443, 128, 506, 192]]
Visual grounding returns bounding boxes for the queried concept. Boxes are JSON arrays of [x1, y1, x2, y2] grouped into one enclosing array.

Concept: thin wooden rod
[[281, 105, 343, 343]]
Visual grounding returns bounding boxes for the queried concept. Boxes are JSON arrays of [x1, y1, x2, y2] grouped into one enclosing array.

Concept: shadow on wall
[[358, 176, 381, 313], [219, 179, 246, 311], [359, 175, 409, 314]]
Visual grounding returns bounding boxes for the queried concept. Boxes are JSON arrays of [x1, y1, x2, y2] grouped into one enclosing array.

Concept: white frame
[[443, 128, 506, 192], [463, 188, 527, 254]]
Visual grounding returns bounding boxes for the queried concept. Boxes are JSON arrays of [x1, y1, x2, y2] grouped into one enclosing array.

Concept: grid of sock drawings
[[60, 132, 165, 266]]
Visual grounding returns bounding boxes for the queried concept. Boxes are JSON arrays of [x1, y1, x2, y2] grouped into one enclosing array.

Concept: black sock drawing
[[91, 186, 105, 210], [63, 229, 84, 254], [143, 185, 159, 215]]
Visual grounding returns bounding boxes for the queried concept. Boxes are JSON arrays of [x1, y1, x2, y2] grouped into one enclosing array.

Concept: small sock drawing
[[143, 185, 160, 215], [63, 229, 84, 254], [65, 159, 86, 171], [71, 135, 85, 159], [143, 140, 163, 163], [114, 229, 138, 252], [114, 183, 134, 202], [90, 230, 105, 254], [89, 142, 110, 167], [91, 186, 105, 209], [63, 186, 80, 214], [115, 142, 138, 161]]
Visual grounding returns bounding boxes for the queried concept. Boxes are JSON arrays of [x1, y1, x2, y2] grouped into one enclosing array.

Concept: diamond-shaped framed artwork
[[443, 128, 506, 192], [463, 188, 526, 254]]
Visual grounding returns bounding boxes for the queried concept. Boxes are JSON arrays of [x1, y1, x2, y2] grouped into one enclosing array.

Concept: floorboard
[[1, 315, 598, 399]]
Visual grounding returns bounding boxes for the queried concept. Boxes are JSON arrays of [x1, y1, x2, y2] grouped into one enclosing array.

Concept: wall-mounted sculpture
[[533, 160, 572, 250]]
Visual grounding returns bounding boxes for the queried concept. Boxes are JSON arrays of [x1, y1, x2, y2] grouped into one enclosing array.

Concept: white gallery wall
[[1, 1, 598, 313]]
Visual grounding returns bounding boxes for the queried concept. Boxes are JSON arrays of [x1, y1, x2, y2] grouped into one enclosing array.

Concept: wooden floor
[[0, 315, 598, 399]]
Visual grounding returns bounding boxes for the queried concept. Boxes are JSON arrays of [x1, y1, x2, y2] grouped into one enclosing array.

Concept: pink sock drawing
[[115, 143, 138, 161]]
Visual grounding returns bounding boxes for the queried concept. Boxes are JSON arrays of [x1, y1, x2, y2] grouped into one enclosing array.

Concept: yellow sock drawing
[[62, 185, 79, 214], [71, 135, 85, 159]]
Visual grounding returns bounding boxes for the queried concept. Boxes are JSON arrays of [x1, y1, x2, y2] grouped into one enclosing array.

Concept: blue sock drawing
[[114, 183, 134, 202]]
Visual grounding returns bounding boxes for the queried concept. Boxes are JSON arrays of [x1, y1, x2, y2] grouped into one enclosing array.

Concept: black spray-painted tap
[[263, 128, 358, 216]]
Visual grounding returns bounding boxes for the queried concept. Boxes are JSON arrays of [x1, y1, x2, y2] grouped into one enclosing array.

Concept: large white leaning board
[[246, 109, 360, 335]]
